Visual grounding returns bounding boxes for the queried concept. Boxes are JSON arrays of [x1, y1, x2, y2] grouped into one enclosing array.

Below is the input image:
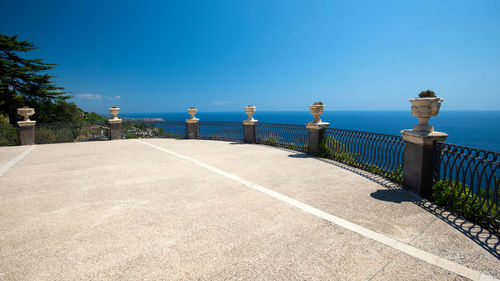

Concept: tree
[[85, 111, 108, 123], [35, 100, 84, 123], [0, 34, 69, 124]]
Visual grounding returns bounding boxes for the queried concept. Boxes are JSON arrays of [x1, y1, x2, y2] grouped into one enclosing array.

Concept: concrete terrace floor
[[0, 139, 498, 281]]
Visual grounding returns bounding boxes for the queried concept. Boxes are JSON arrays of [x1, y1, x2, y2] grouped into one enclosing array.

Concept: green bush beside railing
[[0, 123, 20, 146], [432, 143, 499, 233], [432, 180, 499, 232], [35, 123, 110, 144], [318, 136, 404, 184]]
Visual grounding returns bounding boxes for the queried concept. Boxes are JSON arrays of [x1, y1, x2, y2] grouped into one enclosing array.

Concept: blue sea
[[122, 111, 500, 152]]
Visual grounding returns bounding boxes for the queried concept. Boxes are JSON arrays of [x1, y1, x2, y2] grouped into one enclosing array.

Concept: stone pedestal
[[243, 120, 257, 143], [109, 119, 122, 140], [306, 122, 329, 155], [401, 129, 448, 197], [186, 119, 199, 139], [18, 121, 36, 145]]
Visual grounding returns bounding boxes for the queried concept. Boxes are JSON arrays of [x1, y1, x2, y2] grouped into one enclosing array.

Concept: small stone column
[[17, 107, 36, 145], [401, 91, 447, 197], [186, 107, 199, 139], [401, 131, 447, 197], [306, 102, 329, 155], [109, 107, 122, 140], [243, 105, 257, 143]]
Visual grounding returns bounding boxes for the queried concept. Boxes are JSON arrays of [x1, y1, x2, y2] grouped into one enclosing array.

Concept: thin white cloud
[[213, 101, 231, 105], [77, 94, 121, 100], [77, 93, 102, 100]]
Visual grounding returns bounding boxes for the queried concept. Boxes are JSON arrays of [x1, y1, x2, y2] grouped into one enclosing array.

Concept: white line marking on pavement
[[136, 140, 497, 281], [0, 146, 35, 177]]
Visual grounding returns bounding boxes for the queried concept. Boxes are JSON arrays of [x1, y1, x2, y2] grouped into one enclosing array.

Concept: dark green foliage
[[432, 180, 499, 232], [318, 136, 359, 164], [319, 136, 347, 155], [418, 90, 436, 98], [34, 100, 84, 123], [85, 112, 108, 123], [34, 124, 109, 144], [31, 100, 107, 124], [0, 34, 106, 125], [0, 119, 19, 146], [35, 127, 59, 144], [264, 136, 279, 146], [0, 34, 69, 124]]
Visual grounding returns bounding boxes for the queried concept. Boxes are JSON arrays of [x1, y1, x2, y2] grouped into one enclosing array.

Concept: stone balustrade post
[[109, 107, 122, 140], [401, 131, 447, 197], [306, 102, 329, 155], [17, 107, 36, 145], [243, 105, 257, 143], [401, 91, 447, 197], [186, 107, 199, 139]]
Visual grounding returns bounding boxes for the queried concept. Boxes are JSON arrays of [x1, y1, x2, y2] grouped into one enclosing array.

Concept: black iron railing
[[433, 143, 499, 231], [0, 123, 20, 146], [35, 123, 110, 144], [256, 123, 308, 152], [199, 121, 243, 142], [122, 120, 186, 139], [5, 116, 498, 232], [321, 128, 405, 183]]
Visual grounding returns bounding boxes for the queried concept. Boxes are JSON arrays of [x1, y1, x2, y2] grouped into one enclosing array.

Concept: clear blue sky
[[1, 0, 499, 113]]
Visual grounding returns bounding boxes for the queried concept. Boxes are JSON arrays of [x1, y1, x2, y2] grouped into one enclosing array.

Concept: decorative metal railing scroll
[[256, 123, 308, 152], [433, 143, 499, 231], [35, 123, 110, 144], [321, 128, 405, 183], [199, 121, 243, 142]]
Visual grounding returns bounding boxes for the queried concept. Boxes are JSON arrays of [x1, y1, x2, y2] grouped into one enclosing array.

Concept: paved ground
[[0, 139, 498, 280]]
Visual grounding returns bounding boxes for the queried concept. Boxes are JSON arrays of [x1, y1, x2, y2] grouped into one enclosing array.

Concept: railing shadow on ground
[[283, 149, 500, 259]]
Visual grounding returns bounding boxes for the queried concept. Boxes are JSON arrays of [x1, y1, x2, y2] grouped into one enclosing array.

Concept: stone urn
[[244, 105, 257, 123], [17, 107, 35, 121], [409, 97, 443, 132], [187, 107, 198, 121], [308, 102, 325, 123], [109, 106, 120, 120]]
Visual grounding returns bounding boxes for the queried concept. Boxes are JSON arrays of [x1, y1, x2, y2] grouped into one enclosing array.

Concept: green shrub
[[432, 180, 499, 232], [0, 123, 20, 146], [318, 136, 403, 183], [35, 128, 57, 144], [262, 135, 305, 151], [264, 136, 279, 147], [319, 136, 359, 163]]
